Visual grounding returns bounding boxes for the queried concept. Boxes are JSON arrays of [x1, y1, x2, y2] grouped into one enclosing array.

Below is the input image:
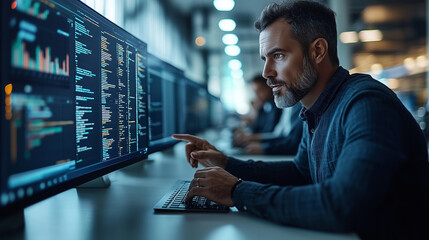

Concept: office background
[[1, 1, 427, 239], [81, 0, 429, 127]]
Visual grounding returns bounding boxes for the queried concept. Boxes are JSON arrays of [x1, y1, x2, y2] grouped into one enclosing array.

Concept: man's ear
[[309, 38, 328, 65]]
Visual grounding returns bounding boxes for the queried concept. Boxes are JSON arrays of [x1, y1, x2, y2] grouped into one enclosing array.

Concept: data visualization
[[1, 0, 148, 210], [10, 0, 71, 87]]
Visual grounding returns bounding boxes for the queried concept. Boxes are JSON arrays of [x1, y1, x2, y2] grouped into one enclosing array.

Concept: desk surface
[[6, 143, 358, 240]]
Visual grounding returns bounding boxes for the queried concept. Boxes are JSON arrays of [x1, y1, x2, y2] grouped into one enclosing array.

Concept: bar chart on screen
[[12, 0, 52, 21], [11, 38, 69, 77], [9, 0, 72, 87]]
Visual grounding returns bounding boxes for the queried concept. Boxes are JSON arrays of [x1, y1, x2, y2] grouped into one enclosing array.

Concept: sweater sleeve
[[230, 92, 410, 233], [225, 157, 309, 186]]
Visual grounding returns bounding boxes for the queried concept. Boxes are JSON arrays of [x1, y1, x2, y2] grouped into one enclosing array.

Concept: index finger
[[172, 134, 204, 145]]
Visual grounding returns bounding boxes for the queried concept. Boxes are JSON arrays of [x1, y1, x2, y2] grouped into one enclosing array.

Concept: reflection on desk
[[5, 144, 358, 240]]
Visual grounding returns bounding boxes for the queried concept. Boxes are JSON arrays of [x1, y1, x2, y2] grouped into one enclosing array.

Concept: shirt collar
[[299, 66, 349, 121]]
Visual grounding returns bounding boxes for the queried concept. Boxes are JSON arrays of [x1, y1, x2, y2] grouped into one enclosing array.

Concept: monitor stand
[[77, 175, 111, 188], [0, 210, 24, 235]]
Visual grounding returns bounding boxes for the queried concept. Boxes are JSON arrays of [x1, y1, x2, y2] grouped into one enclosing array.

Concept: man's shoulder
[[341, 72, 396, 101], [347, 73, 388, 91], [328, 72, 405, 122]]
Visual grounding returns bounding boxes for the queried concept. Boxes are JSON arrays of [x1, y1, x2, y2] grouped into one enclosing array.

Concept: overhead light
[[213, 0, 235, 11], [222, 34, 238, 45], [404, 57, 416, 70], [231, 69, 243, 79], [362, 5, 390, 24], [416, 55, 428, 68], [228, 59, 242, 70], [339, 31, 358, 44], [218, 19, 236, 31], [195, 36, 206, 47], [224, 45, 240, 56], [359, 30, 383, 42], [371, 63, 383, 75], [233, 77, 245, 87]]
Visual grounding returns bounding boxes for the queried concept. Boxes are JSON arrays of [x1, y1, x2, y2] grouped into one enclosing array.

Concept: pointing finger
[[185, 143, 194, 159], [172, 134, 205, 148]]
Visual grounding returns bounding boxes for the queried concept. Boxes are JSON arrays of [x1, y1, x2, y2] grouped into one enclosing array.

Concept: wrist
[[230, 178, 243, 198]]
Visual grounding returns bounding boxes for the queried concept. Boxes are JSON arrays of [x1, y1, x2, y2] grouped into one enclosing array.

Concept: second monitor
[[147, 53, 184, 153]]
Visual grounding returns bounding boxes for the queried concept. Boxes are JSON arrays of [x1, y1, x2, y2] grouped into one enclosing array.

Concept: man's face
[[259, 19, 318, 108]]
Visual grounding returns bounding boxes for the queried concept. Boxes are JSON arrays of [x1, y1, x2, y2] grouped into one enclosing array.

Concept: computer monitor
[[0, 0, 149, 218], [184, 79, 209, 134], [147, 53, 184, 153], [176, 76, 187, 135], [208, 94, 225, 129]]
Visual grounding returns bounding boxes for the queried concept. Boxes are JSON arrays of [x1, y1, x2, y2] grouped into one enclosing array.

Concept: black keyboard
[[153, 180, 230, 213]]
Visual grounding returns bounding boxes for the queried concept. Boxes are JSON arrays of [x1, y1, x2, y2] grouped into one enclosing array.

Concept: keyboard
[[153, 180, 230, 213]]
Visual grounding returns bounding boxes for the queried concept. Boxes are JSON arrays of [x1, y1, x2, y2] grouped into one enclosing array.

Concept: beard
[[272, 55, 318, 108]]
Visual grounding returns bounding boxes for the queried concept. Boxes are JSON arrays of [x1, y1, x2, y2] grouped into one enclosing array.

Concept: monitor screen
[[208, 95, 225, 129], [184, 79, 209, 134], [1, 0, 148, 216], [147, 53, 184, 153]]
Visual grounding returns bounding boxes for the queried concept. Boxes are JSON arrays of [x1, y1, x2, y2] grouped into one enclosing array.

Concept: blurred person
[[233, 75, 282, 146], [243, 103, 302, 155], [173, 1, 429, 238], [238, 99, 263, 127], [248, 75, 282, 134]]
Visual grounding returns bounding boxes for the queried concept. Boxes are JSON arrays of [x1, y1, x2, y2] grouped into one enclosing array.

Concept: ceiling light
[[224, 45, 240, 56], [371, 63, 383, 75], [231, 69, 243, 79], [195, 36, 206, 47], [228, 59, 242, 70], [359, 30, 383, 42], [371, 63, 383, 71], [213, 0, 235, 11], [218, 19, 236, 31], [404, 57, 415, 70], [222, 34, 238, 45], [416, 55, 427, 68], [339, 31, 358, 44], [233, 77, 245, 87]]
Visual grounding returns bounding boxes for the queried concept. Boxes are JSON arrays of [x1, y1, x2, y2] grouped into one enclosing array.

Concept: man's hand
[[186, 167, 238, 206], [172, 134, 228, 169], [244, 142, 263, 155], [232, 129, 246, 147]]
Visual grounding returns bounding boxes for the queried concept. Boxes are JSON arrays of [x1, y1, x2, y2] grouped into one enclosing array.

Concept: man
[[235, 75, 282, 137], [173, 0, 429, 238], [241, 104, 302, 155]]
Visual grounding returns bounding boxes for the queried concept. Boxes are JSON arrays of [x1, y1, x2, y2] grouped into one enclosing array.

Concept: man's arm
[[173, 130, 312, 186], [226, 125, 311, 186], [231, 92, 411, 233], [225, 157, 309, 186]]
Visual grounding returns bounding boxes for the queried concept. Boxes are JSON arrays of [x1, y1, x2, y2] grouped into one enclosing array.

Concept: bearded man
[[173, 1, 429, 238]]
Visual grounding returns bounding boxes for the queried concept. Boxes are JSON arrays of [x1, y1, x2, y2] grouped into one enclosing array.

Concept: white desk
[[5, 143, 358, 240]]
